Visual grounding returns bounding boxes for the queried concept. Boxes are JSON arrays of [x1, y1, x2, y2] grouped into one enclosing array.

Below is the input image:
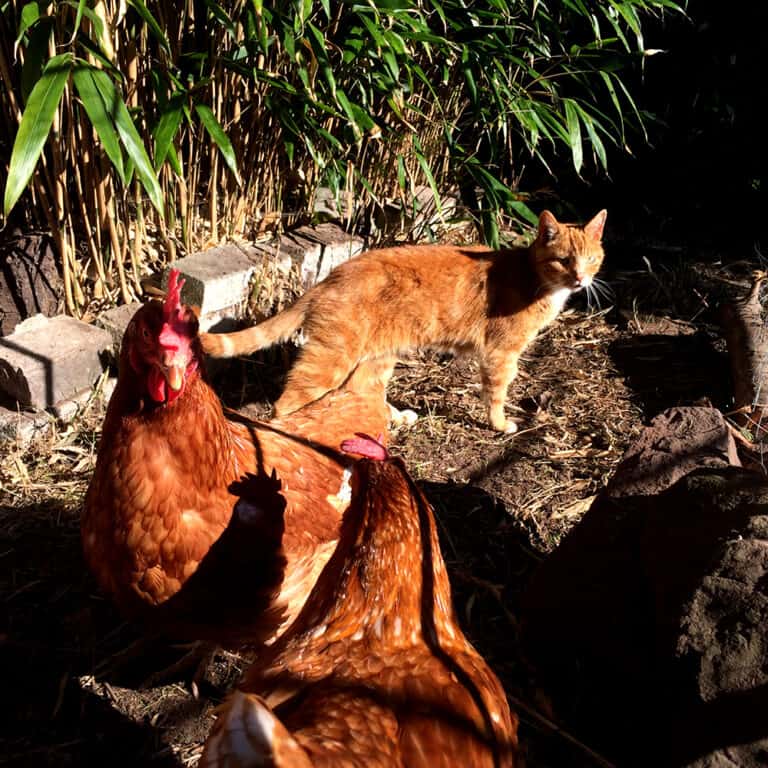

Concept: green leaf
[[564, 99, 584, 174], [72, 64, 126, 184], [413, 137, 442, 216], [194, 104, 242, 185], [63, 2, 108, 52], [4, 52, 72, 218], [581, 112, 608, 171], [89, 70, 164, 215], [69, 0, 87, 41], [153, 96, 184, 170], [166, 143, 183, 176], [126, 0, 170, 53], [16, 1, 40, 45]]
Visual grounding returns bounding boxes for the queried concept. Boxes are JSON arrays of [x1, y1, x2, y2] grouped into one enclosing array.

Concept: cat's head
[[532, 209, 607, 294]]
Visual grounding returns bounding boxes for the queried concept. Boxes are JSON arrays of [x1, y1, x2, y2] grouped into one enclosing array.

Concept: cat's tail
[[200, 300, 307, 358]]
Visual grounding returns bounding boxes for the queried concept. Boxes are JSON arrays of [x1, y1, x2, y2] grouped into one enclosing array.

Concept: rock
[[95, 302, 142, 356], [521, 407, 768, 767], [0, 234, 56, 332], [0, 314, 111, 409], [606, 406, 740, 497], [271, 231, 323, 289], [0, 405, 52, 447], [0, 230, 62, 336]]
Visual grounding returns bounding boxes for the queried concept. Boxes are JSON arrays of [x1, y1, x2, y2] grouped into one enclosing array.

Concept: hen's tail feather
[[200, 300, 307, 359], [201, 691, 312, 768]]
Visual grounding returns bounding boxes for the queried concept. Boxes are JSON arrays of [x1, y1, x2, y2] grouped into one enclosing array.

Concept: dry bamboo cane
[[70, 112, 107, 295], [98, 179, 130, 304], [48, 76, 77, 314]]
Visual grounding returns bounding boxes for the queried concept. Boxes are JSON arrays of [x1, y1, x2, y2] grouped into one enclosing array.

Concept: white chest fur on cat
[[550, 287, 573, 315]]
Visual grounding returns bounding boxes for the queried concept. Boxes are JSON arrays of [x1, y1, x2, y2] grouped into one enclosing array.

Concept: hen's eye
[[141, 327, 150, 341]]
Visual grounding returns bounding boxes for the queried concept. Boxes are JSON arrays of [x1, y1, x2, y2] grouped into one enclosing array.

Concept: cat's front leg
[[481, 354, 519, 433]]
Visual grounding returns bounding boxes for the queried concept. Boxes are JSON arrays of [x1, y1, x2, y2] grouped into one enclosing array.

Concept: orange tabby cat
[[201, 209, 607, 432]]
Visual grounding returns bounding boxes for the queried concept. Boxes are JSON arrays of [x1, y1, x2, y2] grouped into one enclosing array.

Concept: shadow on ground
[[609, 331, 730, 417]]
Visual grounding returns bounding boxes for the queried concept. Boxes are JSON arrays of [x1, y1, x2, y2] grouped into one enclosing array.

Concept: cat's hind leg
[[273, 339, 361, 416], [480, 354, 519, 433], [347, 355, 418, 426]]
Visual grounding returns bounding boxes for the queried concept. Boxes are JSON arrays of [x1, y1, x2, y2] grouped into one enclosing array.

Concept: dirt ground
[[0, 246, 752, 767]]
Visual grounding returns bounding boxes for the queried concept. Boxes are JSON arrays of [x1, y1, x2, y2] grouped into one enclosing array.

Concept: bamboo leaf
[[581, 111, 608, 170], [564, 99, 584, 174], [69, 0, 87, 41], [16, 1, 40, 45], [195, 104, 242, 185], [153, 96, 184, 170], [126, 0, 171, 53], [413, 137, 442, 216], [166, 144, 183, 176], [90, 69, 164, 216], [72, 64, 125, 184], [4, 52, 72, 218]]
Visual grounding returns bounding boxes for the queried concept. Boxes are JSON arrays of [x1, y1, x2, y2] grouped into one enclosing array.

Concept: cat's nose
[[575, 274, 591, 288]]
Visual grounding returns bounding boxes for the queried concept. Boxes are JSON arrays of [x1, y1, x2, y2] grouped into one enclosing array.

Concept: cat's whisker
[[584, 284, 600, 312], [591, 277, 614, 300]]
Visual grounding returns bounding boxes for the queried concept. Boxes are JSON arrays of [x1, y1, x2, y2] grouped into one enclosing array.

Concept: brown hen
[[201, 435, 519, 767], [81, 271, 391, 646]]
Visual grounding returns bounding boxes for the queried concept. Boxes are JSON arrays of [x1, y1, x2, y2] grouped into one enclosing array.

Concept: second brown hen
[[201, 436, 519, 767]]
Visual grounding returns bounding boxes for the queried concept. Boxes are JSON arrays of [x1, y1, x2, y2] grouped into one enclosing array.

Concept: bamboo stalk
[[70, 112, 107, 295], [98, 178, 130, 303]]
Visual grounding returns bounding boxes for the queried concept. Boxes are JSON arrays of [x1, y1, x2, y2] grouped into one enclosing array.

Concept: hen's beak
[[159, 348, 188, 393], [165, 363, 185, 392]]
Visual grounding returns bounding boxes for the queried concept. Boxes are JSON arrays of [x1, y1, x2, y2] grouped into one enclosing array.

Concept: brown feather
[[81, 301, 390, 646], [201, 450, 519, 767]]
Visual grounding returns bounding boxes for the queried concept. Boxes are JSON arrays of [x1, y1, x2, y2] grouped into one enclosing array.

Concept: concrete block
[[96, 302, 142, 354], [165, 246, 256, 331], [262, 233, 320, 289], [0, 315, 111, 410], [295, 224, 365, 283]]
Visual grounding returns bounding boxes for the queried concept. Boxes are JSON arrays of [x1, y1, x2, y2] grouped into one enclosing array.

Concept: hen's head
[[122, 270, 201, 404]]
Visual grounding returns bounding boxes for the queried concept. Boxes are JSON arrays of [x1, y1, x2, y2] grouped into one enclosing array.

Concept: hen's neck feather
[[286, 460, 457, 649]]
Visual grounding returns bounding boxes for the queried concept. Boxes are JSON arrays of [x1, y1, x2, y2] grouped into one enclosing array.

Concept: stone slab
[[0, 315, 111, 409], [294, 223, 365, 283], [164, 246, 256, 331], [271, 233, 323, 289], [96, 302, 142, 354]]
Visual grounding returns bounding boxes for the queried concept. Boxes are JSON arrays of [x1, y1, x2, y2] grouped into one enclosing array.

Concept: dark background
[[565, 2, 765, 258]]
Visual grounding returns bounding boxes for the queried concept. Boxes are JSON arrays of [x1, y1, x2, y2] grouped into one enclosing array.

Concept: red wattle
[[147, 367, 167, 403]]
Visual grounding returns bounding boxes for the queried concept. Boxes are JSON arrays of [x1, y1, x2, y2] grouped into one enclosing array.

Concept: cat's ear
[[584, 209, 607, 241], [537, 210, 560, 244]]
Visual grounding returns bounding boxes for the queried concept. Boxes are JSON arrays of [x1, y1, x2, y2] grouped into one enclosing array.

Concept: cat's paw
[[489, 414, 518, 434], [389, 404, 419, 428]]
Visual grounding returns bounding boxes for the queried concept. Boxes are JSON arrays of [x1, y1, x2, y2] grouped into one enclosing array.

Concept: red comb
[[158, 268, 192, 351], [164, 269, 185, 320], [340, 433, 388, 460]]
